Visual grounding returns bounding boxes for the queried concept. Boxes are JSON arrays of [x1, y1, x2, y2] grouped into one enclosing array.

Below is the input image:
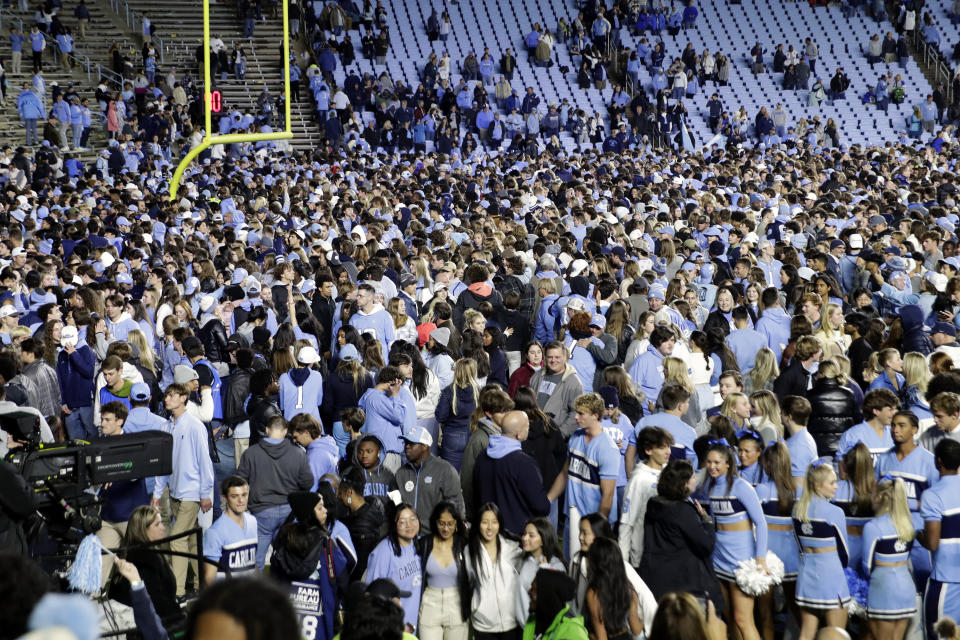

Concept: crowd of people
[[6, 2, 960, 640]]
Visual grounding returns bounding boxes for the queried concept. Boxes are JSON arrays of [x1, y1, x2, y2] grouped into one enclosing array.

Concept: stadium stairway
[[100, 0, 324, 152], [0, 1, 140, 157]]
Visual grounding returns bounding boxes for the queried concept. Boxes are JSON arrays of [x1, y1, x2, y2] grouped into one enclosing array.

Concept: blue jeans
[[65, 405, 96, 440], [254, 504, 291, 570], [24, 118, 37, 146], [439, 425, 470, 473]]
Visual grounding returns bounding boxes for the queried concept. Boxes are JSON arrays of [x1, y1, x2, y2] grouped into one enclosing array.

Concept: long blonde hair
[[749, 348, 779, 391], [720, 392, 748, 423], [749, 390, 783, 436], [817, 302, 844, 336], [816, 358, 849, 386], [387, 297, 409, 330], [794, 462, 837, 523], [874, 477, 916, 543], [126, 329, 155, 373], [336, 358, 371, 395], [451, 358, 481, 416], [663, 357, 694, 392], [903, 351, 930, 393]]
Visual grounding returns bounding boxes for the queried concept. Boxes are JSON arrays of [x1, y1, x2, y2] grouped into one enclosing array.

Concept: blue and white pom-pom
[[844, 567, 869, 617], [734, 551, 786, 596], [67, 534, 108, 595]]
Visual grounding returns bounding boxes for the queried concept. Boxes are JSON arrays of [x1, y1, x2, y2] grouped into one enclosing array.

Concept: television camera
[[4, 411, 173, 550]]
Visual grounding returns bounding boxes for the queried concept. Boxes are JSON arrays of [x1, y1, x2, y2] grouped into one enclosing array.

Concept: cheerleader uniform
[[755, 480, 799, 581], [794, 496, 851, 609], [739, 462, 763, 487], [834, 480, 874, 573], [861, 514, 916, 619], [876, 446, 939, 591], [707, 476, 768, 581]]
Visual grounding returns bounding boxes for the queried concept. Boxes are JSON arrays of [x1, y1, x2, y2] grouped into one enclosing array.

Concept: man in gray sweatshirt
[[237, 414, 314, 569]]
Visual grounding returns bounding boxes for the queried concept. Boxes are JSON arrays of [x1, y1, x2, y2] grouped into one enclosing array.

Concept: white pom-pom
[[734, 551, 785, 597], [846, 599, 866, 617], [67, 534, 104, 595]]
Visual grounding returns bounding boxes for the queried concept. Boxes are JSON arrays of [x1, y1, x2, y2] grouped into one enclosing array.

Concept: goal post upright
[[168, 0, 294, 200]]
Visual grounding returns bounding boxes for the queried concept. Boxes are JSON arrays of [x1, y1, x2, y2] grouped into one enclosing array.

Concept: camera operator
[[0, 452, 35, 555]]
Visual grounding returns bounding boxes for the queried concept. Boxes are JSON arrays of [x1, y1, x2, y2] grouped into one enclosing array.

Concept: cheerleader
[[862, 476, 916, 640], [702, 441, 768, 640], [835, 442, 876, 572], [736, 429, 765, 486], [755, 442, 800, 638], [793, 460, 850, 640]]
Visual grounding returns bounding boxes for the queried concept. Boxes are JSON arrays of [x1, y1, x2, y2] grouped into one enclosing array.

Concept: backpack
[[891, 86, 905, 104]]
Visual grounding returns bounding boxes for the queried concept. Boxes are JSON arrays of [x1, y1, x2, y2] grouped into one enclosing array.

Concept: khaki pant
[[96, 519, 127, 587], [170, 498, 200, 596], [419, 587, 469, 640], [11, 51, 21, 75], [234, 437, 249, 467]]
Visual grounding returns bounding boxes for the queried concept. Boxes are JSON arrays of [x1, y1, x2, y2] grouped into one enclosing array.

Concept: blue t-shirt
[[921, 475, 960, 583], [836, 422, 893, 464], [633, 412, 697, 467], [202, 511, 258, 579], [786, 427, 818, 479], [565, 427, 622, 522], [365, 539, 422, 628]]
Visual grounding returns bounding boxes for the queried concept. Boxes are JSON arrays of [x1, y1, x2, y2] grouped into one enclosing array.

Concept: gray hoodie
[[237, 437, 314, 513]]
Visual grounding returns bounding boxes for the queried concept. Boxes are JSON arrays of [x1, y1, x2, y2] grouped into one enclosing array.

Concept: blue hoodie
[[359, 388, 406, 454], [473, 435, 550, 536], [755, 306, 792, 361], [278, 367, 324, 422], [628, 345, 665, 407]]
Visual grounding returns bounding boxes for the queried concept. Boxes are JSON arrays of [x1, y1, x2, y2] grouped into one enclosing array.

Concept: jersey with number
[[565, 428, 622, 523], [288, 535, 352, 640], [202, 512, 258, 579]]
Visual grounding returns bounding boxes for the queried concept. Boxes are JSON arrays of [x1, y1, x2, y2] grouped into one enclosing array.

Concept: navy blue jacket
[[56, 344, 96, 409], [435, 384, 476, 432], [473, 436, 550, 534]]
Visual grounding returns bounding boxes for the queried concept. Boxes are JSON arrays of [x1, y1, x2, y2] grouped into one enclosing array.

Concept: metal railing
[[106, 0, 165, 64], [907, 27, 954, 104], [0, 8, 123, 87]]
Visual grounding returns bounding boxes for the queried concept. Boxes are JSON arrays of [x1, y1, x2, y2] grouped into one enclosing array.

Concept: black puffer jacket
[[806, 377, 861, 457], [246, 393, 282, 445], [198, 317, 229, 363], [223, 367, 253, 428]]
